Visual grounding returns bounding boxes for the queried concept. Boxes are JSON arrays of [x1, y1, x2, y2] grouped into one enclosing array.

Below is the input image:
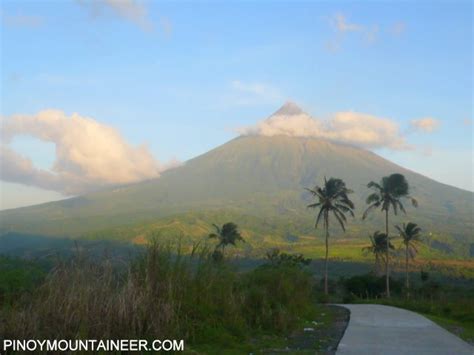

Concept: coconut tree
[[362, 173, 418, 298], [395, 222, 422, 292], [209, 222, 244, 257], [362, 231, 394, 275], [306, 177, 355, 295]]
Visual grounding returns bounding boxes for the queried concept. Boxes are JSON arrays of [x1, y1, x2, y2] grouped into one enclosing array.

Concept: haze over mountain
[[1, 103, 472, 255]]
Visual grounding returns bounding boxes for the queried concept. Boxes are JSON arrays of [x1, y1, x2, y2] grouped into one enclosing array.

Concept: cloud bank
[[1, 110, 162, 195], [237, 103, 436, 151]]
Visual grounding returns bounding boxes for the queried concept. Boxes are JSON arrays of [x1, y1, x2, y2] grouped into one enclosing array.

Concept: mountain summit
[[272, 101, 306, 116]]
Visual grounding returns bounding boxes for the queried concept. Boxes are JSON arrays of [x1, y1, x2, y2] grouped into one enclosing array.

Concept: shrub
[[343, 273, 402, 299]]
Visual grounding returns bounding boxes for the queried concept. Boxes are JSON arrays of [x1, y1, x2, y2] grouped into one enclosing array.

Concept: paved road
[[336, 304, 473, 355]]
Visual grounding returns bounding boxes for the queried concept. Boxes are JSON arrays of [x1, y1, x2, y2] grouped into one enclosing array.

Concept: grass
[[424, 314, 474, 344], [0, 243, 344, 353]]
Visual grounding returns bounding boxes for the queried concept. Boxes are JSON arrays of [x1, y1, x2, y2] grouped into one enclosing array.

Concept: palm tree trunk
[[406, 243, 409, 298], [324, 212, 329, 296], [385, 209, 390, 298]]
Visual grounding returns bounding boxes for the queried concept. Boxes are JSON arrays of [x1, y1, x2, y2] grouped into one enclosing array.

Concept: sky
[[0, 0, 472, 210]]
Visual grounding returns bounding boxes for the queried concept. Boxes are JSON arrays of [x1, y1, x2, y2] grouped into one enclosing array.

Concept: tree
[[306, 177, 355, 295], [362, 231, 394, 275], [209, 222, 244, 256], [363, 173, 418, 298], [395, 222, 422, 293]]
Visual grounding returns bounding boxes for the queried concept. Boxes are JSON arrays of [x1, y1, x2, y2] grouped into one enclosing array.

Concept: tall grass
[[1, 242, 317, 348]]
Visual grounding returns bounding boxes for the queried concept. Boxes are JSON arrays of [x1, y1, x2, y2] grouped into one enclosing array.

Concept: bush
[[343, 273, 402, 299], [265, 248, 311, 268]]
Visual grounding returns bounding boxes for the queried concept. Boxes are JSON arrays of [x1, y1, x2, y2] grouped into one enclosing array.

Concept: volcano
[[1, 103, 472, 255]]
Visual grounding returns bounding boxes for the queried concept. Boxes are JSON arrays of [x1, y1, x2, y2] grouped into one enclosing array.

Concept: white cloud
[[410, 117, 440, 133], [332, 13, 363, 33], [1, 110, 165, 195], [327, 14, 406, 51], [237, 104, 410, 150], [77, 0, 154, 32]]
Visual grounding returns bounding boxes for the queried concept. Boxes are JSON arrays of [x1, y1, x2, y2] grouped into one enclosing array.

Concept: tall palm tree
[[209, 222, 244, 255], [306, 177, 355, 295], [363, 173, 418, 298], [362, 231, 394, 275], [395, 222, 422, 292]]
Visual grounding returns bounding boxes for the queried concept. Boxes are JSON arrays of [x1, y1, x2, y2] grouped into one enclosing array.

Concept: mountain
[[1, 103, 473, 256]]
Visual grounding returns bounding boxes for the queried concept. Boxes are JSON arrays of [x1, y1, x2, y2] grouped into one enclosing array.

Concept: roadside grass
[[0, 243, 348, 353], [424, 314, 474, 345]]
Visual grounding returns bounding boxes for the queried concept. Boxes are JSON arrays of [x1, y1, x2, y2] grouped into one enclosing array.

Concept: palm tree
[[363, 173, 418, 298], [306, 177, 355, 295], [395, 222, 422, 292], [209, 222, 244, 256], [362, 231, 394, 275]]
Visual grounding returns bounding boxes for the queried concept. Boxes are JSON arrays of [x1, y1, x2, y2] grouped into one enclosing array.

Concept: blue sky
[[1, 0, 472, 210]]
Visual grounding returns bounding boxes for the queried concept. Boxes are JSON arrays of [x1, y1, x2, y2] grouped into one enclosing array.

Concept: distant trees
[[396, 222, 422, 292], [209, 222, 244, 259], [306, 177, 355, 295], [363, 173, 418, 298], [362, 231, 394, 275]]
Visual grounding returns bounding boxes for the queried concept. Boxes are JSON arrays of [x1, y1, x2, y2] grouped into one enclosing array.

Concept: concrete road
[[336, 304, 473, 355]]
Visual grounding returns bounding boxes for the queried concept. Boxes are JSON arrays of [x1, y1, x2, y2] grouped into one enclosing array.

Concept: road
[[336, 304, 473, 355]]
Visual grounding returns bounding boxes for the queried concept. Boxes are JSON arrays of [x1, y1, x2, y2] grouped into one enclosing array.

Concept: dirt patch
[[263, 305, 350, 354]]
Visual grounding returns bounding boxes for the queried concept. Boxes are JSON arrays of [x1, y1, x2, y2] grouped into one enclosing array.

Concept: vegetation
[[396, 222, 423, 292], [0, 256, 48, 306], [362, 231, 394, 275], [363, 173, 418, 298], [306, 177, 355, 295], [1, 168, 472, 350], [208, 222, 244, 261], [0, 243, 337, 353]]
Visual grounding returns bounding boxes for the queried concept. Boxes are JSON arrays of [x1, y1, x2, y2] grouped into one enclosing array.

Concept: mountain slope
[[1, 134, 472, 245], [1, 101, 472, 258]]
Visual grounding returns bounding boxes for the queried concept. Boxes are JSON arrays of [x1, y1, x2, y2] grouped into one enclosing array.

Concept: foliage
[[209, 222, 244, 253], [362, 231, 395, 274], [0, 256, 47, 306], [396, 222, 422, 258], [363, 174, 418, 219], [343, 273, 403, 299], [306, 177, 355, 294], [1, 244, 318, 350], [363, 173, 418, 297], [306, 177, 355, 232], [265, 248, 311, 268]]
